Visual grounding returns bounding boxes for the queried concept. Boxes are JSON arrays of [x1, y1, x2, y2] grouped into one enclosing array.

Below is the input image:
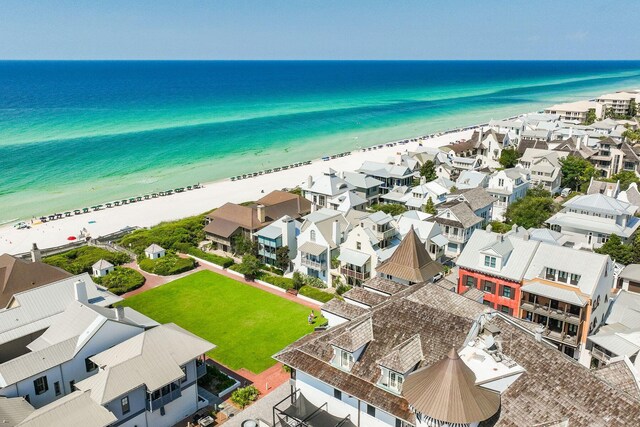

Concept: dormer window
[[389, 371, 404, 391], [336, 348, 354, 370], [484, 256, 497, 268]]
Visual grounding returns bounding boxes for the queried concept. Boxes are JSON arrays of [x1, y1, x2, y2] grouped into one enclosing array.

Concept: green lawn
[[118, 270, 321, 374]]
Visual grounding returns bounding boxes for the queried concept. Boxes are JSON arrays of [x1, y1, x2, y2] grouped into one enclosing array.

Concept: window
[[498, 178, 504, 187], [69, 380, 75, 392], [484, 256, 496, 268], [465, 276, 476, 288], [500, 305, 512, 315], [356, 242, 362, 250], [501, 285, 513, 299], [121, 396, 130, 414], [340, 350, 353, 369], [570, 273, 581, 285], [85, 356, 98, 372], [334, 389, 342, 400], [310, 230, 316, 242], [545, 268, 556, 280], [557, 271, 568, 283], [367, 404, 376, 417], [181, 365, 187, 380], [23, 395, 30, 404], [54, 381, 61, 396], [483, 281, 495, 293], [34, 376, 48, 395]]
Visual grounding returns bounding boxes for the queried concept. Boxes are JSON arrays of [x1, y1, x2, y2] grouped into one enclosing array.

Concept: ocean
[[2, 60, 640, 222]]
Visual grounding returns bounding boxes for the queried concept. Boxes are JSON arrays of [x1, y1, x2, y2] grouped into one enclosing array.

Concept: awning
[[431, 234, 448, 247], [299, 241, 327, 256], [338, 248, 370, 267], [278, 393, 357, 427], [521, 281, 587, 306], [589, 333, 640, 357]]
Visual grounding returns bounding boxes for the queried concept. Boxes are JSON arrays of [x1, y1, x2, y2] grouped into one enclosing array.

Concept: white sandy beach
[[0, 129, 473, 255]]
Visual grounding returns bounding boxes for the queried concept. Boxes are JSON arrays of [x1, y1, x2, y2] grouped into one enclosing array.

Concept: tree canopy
[[423, 197, 436, 214], [505, 190, 558, 229], [499, 148, 520, 169], [582, 108, 597, 125], [560, 155, 596, 191], [595, 234, 635, 265], [419, 160, 437, 182], [371, 203, 407, 216]]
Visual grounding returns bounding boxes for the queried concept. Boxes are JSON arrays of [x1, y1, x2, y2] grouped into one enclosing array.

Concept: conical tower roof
[[402, 348, 501, 424], [376, 226, 442, 283]]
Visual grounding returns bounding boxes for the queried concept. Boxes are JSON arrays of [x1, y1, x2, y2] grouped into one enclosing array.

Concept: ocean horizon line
[[3, 59, 640, 63]]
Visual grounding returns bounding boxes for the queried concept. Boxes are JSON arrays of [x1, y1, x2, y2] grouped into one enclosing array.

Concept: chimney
[[523, 231, 530, 241], [332, 220, 341, 245], [420, 176, 426, 185], [257, 204, 266, 223], [30, 243, 42, 263], [74, 280, 88, 304], [307, 175, 313, 189], [282, 216, 296, 254], [486, 224, 493, 233], [114, 306, 125, 321], [576, 135, 581, 151]]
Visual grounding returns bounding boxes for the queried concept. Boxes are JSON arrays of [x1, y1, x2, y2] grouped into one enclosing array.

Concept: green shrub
[[336, 284, 352, 295], [262, 264, 284, 276], [44, 246, 130, 275], [119, 215, 205, 256], [261, 275, 294, 290], [292, 272, 305, 290], [298, 286, 334, 303], [138, 253, 196, 276], [230, 385, 260, 409], [304, 275, 327, 289], [94, 267, 145, 295], [187, 248, 235, 268], [198, 364, 236, 395]]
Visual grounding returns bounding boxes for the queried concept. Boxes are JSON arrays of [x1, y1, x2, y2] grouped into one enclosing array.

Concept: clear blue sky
[[2, 0, 639, 60]]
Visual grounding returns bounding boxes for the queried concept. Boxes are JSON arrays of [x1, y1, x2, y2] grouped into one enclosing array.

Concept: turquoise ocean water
[[1, 61, 640, 222]]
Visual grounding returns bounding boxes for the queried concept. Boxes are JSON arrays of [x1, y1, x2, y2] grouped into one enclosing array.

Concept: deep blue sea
[[2, 60, 640, 221]]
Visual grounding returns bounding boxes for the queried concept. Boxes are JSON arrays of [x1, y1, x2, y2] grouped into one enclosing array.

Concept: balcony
[[196, 362, 207, 379], [376, 228, 396, 241], [521, 302, 581, 325], [443, 232, 466, 243], [543, 329, 578, 346], [340, 266, 370, 281], [301, 257, 326, 270], [146, 387, 182, 411], [591, 347, 613, 364]]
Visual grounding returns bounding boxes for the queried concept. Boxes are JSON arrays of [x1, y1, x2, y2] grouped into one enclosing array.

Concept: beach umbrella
[[67, 236, 77, 241]]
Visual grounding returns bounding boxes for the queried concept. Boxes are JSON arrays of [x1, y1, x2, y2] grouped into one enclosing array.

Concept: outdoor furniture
[[198, 416, 215, 426]]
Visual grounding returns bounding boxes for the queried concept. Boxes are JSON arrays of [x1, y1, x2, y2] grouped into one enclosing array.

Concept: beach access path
[[0, 129, 473, 255]]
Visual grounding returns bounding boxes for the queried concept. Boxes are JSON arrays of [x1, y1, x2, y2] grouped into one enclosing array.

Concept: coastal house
[[457, 228, 615, 360], [544, 100, 604, 123], [587, 290, 640, 369], [395, 211, 447, 262], [203, 190, 311, 252], [617, 264, 640, 294], [342, 171, 384, 206], [486, 167, 530, 221], [144, 244, 165, 260], [488, 117, 525, 141], [590, 137, 640, 178], [255, 215, 299, 269], [375, 226, 442, 286], [293, 208, 351, 286], [518, 148, 565, 194], [274, 279, 640, 427], [0, 275, 121, 364], [356, 161, 415, 195], [0, 291, 156, 409], [454, 170, 488, 190], [595, 91, 640, 117], [432, 202, 482, 256], [444, 187, 494, 227], [546, 193, 640, 249], [441, 129, 511, 169], [75, 324, 213, 427], [618, 182, 640, 208], [379, 180, 448, 212], [0, 253, 71, 308], [552, 135, 596, 159], [92, 259, 114, 277], [301, 169, 354, 209]]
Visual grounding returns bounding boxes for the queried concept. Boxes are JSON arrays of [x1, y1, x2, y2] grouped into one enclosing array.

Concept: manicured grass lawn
[[118, 270, 322, 374]]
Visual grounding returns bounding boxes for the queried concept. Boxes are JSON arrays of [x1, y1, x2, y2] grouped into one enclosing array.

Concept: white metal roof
[[144, 244, 165, 254], [76, 324, 214, 404], [298, 241, 327, 257], [546, 213, 640, 238], [338, 249, 370, 267], [16, 390, 116, 427], [91, 259, 113, 270], [520, 281, 587, 306], [564, 194, 636, 216]]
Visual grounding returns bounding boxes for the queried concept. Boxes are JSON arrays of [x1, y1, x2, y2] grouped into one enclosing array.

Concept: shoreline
[[0, 122, 482, 255]]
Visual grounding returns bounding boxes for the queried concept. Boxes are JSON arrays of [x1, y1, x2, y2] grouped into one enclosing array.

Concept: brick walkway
[[120, 259, 204, 298]]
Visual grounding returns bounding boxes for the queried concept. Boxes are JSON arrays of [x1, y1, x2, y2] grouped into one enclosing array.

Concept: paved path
[[221, 382, 291, 427], [121, 259, 203, 298]]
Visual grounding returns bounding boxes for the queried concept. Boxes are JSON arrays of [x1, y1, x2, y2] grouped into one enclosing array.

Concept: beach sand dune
[[0, 130, 471, 255]]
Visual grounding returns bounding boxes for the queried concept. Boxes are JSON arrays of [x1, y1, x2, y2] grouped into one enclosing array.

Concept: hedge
[[44, 246, 130, 275], [94, 267, 145, 295], [298, 286, 335, 303], [138, 253, 196, 276], [260, 275, 294, 290], [187, 248, 235, 268]]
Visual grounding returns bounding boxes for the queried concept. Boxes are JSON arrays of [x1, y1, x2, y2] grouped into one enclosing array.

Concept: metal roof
[[76, 323, 214, 404], [0, 396, 33, 427], [16, 390, 116, 427], [91, 259, 113, 270], [298, 241, 327, 257], [564, 194, 636, 216], [337, 249, 370, 267], [144, 244, 165, 253], [520, 281, 587, 306]]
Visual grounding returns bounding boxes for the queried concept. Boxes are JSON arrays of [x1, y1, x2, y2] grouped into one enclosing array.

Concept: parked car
[[560, 188, 572, 197]]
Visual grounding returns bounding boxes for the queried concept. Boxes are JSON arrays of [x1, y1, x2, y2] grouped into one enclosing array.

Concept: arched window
[[310, 230, 316, 242]]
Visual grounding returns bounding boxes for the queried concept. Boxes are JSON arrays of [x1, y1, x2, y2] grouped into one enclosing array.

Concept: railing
[[301, 257, 325, 270], [376, 228, 396, 241], [146, 388, 182, 411], [443, 233, 466, 243], [521, 302, 581, 325], [340, 267, 370, 281], [544, 329, 578, 346], [196, 362, 207, 379], [591, 347, 613, 364]]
